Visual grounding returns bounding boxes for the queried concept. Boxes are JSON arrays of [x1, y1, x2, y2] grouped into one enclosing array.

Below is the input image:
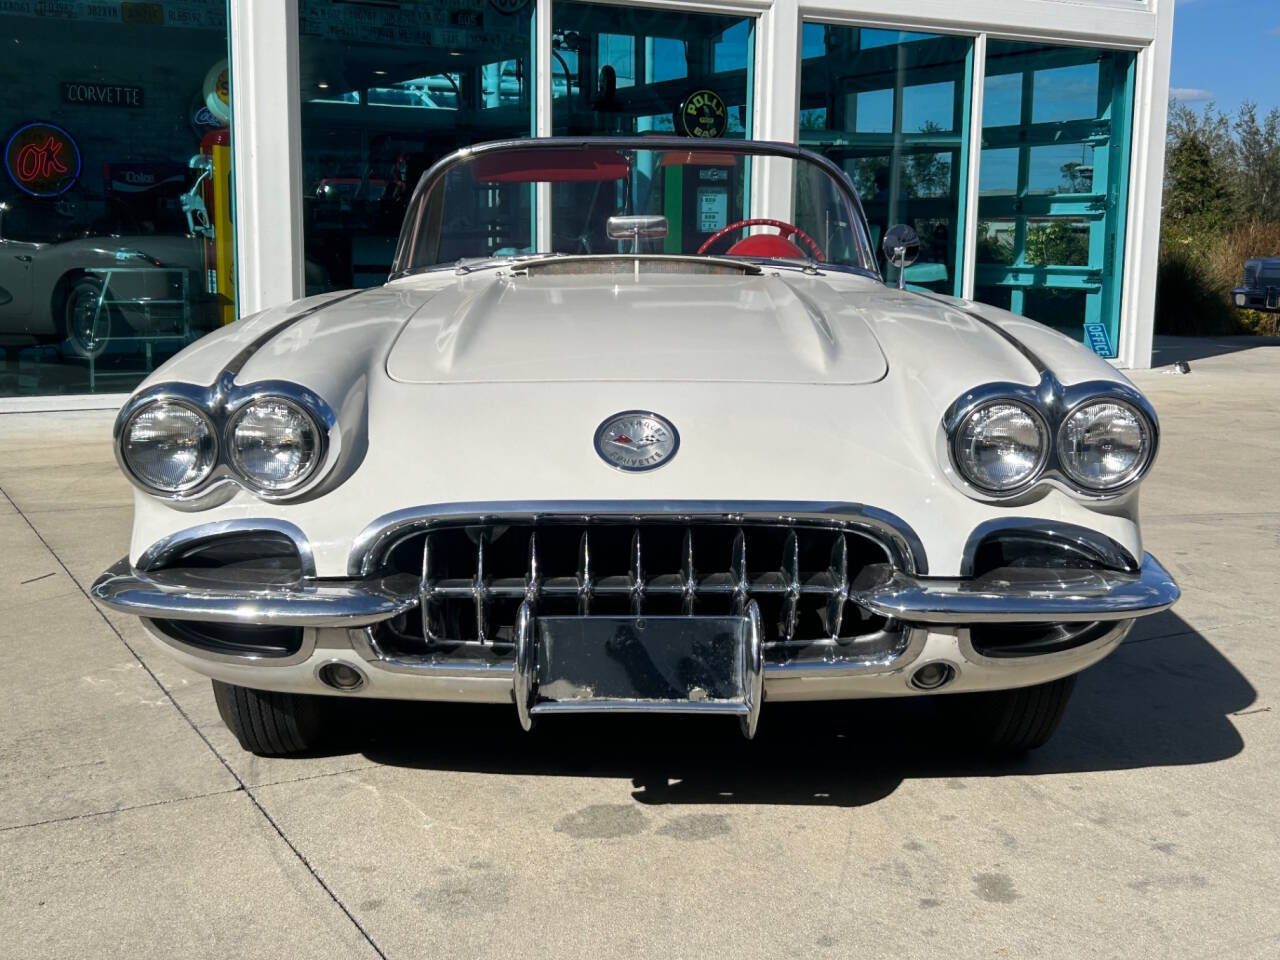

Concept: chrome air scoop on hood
[[385, 267, 890, 385]]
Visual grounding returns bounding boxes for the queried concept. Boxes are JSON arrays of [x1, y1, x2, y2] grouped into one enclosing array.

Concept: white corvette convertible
[[92, 138, 1178, 757]]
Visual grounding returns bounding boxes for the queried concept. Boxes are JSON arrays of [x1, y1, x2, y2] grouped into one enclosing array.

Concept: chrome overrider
[[90, 502, 1180, 729]]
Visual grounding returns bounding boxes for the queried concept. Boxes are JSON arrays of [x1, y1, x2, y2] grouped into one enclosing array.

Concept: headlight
[[1057, 400, 1153, 490], [121, 401, 217, 493], [952, 400, 1049, 493], [228, 397, 322, 491]]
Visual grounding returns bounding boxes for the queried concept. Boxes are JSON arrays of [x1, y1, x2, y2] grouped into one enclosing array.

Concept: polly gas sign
[[4, 121, 82, 198]]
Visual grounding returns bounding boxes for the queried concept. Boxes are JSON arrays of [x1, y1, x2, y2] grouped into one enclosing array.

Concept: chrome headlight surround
[[118, 398, 219, 495], [1056, 397, 1155, 493], [941, 373, 1159, 502], [225, 395, 327, 494], [113, 375, 339, 507], [948, 398, 1051, 495]]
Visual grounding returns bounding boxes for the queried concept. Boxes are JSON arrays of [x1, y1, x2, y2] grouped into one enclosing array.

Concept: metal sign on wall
[[61, 81, 145, 108], [0, 0, 226, 29]]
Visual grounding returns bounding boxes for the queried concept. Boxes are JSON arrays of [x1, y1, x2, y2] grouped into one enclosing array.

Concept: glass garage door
[[799, 26, 975, 295], [976, 41, 1136, 358]]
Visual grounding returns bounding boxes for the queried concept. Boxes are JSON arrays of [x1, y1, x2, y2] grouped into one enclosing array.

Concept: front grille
[[374, 520, 897, 663]]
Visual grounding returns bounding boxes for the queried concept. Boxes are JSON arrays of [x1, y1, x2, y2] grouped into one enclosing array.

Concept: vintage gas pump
[[660, 150, 738, 255], [662, 88, 738, 255], [180, 128, 235, 328]]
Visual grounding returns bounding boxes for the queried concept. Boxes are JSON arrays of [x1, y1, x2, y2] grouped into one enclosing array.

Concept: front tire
[[939, 675, 1077, 755], [212, 680, 334, 756]]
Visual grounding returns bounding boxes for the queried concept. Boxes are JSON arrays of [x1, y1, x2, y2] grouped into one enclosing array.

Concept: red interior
[[658, 150, 738, 168], [726, 234, 807, 258], [470, 149, 630, 183]]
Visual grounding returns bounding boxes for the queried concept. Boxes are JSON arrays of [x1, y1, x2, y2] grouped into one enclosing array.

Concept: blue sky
[[1171, 0, 1280, 115]]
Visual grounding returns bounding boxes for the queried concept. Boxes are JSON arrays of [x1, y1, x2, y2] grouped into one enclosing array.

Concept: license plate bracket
[[513, 601, 764, 738]]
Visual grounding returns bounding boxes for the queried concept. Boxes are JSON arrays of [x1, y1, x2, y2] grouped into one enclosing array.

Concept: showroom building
[[0, 0, 1174, 408]]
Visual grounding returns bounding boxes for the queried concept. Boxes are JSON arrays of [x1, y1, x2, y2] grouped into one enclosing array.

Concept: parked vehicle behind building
[[1232, 257, 1280, 312]]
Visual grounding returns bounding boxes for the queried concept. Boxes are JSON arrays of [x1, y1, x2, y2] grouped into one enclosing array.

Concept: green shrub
[[1156, 220, 1280, 336]]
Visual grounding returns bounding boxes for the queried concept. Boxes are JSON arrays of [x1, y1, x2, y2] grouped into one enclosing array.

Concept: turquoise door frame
[[975, 45, 1136, 356]]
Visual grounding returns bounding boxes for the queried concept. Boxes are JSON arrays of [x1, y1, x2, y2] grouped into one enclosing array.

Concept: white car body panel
[[126, 266, 1144, 579]]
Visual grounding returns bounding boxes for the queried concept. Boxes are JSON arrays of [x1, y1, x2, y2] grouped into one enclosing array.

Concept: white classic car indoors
[[91, 138, 1179, 757]]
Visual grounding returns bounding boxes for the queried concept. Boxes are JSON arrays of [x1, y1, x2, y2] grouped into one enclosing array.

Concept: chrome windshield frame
[[388, 136, 881, 281]]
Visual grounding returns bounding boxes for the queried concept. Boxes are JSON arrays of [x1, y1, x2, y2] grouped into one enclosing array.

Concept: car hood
[[385, 270, 889, 385]]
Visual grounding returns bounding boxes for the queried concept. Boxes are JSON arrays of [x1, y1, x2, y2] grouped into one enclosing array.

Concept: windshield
[[393, 139, 877, 274]]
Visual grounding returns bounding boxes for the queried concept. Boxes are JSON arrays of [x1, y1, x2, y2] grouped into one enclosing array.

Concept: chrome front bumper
[[93, 552, 1179, 629], [92, 551, 1178, 728]]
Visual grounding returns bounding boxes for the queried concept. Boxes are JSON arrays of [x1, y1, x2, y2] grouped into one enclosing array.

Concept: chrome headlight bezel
[[225, 396, 327, 494], [949, 399, 1052, 495], [118, 398, 219, 495], [941, 373, 1159, 502], [1055, 397, 1156, 493], [113, 376, 338, 507]]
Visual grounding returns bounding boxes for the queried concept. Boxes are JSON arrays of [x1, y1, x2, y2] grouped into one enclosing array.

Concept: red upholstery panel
[[470, 149, 630, 183], [726, 234, 807, 259]]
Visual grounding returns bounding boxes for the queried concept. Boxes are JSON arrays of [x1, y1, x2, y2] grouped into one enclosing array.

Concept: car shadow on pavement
[[352, 611, 1253, 808]]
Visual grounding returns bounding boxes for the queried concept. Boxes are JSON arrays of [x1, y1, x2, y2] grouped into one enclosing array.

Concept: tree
[[1163, 101, 1236, 231], [1025, 220, 1089, 266], [1232, 101, 1280, 217]]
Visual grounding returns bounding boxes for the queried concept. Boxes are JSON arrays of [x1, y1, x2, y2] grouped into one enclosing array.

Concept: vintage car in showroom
[[91, 137, 1179, 757]]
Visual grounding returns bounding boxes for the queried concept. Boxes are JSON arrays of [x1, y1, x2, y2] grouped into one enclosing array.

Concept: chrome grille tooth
[[577, 529, 592, 616], [731, 528, 748, 616], [630, 528, 644, 615], [474, 531, 487, 645], [420, 533, 434, 646], [681, 527, 696, 616], [826, 533, 849, 639], [525, 531, 540, 609], [781, 529, 800, 642]]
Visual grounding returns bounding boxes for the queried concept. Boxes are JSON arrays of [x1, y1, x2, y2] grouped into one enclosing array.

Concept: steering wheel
[[697, 217, 826, 261]]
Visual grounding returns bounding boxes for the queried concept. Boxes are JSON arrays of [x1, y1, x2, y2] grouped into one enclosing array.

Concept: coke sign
[[4, 121, 82, 198]]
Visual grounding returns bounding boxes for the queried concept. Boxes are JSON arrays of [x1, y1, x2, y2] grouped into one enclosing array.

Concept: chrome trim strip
[[851, 552, 1178, 624], [528, 700, 748, 717], [741, 600, 764, 739], [959, 518, 1139, 577], [349, 500, 928, 577], [350, 622, 924, 681], [513, 600, 534, 732], [136, 518, 317, 577], [91, 557, 418, 627]]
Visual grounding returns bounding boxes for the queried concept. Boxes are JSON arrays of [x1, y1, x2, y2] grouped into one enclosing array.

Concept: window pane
[[552, 3, 753, 138], [974, 41, 1133, 355], [0, 6, 235, 398], [800, 25, 972, 293], [298, 0, 534, 294]]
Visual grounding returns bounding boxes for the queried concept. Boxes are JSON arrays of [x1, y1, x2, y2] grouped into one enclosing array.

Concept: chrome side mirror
[[881, 223, 920, 290], [607, 214, 668, 246]]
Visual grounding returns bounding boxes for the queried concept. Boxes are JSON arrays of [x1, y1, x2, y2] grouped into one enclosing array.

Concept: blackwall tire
[[212, 680, 333, 756], [940, 675, 1077, 755]]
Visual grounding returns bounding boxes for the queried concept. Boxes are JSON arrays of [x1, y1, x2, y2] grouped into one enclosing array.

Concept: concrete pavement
[[2, 339, 1277, 959]]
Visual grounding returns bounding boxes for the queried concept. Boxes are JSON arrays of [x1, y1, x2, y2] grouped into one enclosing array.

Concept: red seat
[[725, 233, 807, 259]]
